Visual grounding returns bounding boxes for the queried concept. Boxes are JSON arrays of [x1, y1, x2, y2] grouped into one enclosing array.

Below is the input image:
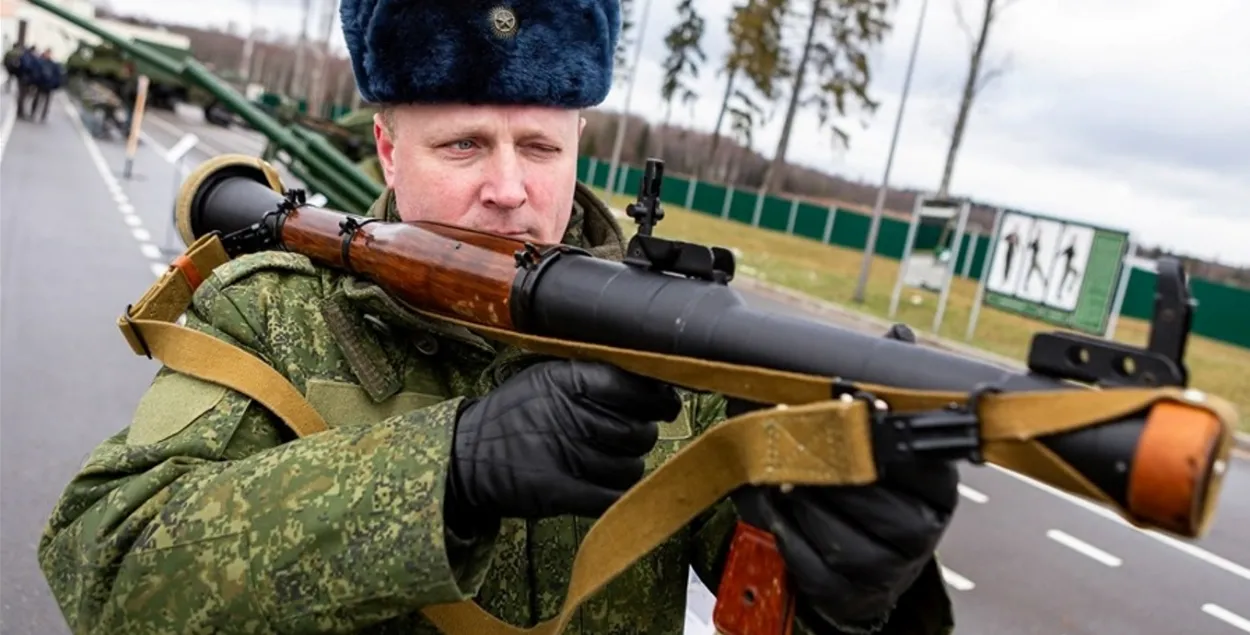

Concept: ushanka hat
[[340, 0, 621, 108]]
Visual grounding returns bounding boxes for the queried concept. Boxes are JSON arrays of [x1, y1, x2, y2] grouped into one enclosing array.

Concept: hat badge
[[490, 6, 518, 37]]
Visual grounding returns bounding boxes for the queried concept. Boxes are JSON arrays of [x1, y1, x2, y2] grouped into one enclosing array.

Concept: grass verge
[[593, 188, 1249, 433]]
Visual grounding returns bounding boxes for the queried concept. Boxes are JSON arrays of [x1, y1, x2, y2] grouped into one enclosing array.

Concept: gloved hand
[[444, 359, 681, 534], [727, 322, 958, 632]]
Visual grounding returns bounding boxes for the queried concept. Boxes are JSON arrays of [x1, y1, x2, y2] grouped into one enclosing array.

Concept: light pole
[[238, 0, 260, 82], [852, 0, 930, 303], [604, 0, 655, 197]]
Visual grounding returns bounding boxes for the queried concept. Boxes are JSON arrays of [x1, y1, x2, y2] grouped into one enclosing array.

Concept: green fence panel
[[1119, 270, 1160, 322], [727, 190, 756, 224], [692, 182, 726, 216], [872, 217, 907, 258], [830, 209, 871, 249], [577, 156, 589, 183], [589, 160, 610, 190], [620, 165, 641, 195], [758, 195, 793, 233], [965, 234, 991, 278], [1188, 278, 1250, 348], [952, 233, 975, 275], [660, 175, 690, 207], [794, 202, 831, 242]]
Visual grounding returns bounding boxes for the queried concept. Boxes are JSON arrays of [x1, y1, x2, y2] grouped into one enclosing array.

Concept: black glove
[[727, 322, 958, 631], [444, 359, 680, 534]]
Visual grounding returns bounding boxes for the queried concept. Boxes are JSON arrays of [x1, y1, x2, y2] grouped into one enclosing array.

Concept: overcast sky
[[96, 0, 1250, 266]]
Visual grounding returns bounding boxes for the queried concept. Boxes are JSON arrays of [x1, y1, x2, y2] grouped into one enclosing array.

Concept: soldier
[[12, 45, 37, 119], [2, 42, 22, 93], [29, 48, 63, 123], [79, 79, 127, 140], [37, 1, 959, 633]]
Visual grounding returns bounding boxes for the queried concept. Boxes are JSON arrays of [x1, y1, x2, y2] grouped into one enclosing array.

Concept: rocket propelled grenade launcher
[[167, 154, 1236, 635]]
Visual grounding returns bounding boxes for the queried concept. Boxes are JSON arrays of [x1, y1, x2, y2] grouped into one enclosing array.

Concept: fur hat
[[340, 0, 621, 108]]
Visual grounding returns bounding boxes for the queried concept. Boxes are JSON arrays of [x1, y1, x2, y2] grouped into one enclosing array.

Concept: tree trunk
[[761, 0, 821, 194], [705, 67, 737, 181], [937, 0, 995, 198]]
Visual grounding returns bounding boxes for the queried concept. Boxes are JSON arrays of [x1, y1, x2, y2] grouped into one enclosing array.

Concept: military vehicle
[[27, 0, 381, 217], [64, 39, 239, 127]]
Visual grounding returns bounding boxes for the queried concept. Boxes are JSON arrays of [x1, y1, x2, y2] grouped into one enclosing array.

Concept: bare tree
[[760, 0, 897, 194], [936, 0, 1023, 197]]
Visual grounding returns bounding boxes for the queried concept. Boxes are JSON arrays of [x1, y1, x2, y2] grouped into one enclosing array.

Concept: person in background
[[29, 48, 64, 123], [3, 42, 23, 94]]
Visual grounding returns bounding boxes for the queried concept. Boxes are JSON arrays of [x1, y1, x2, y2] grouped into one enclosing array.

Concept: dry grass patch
[[596, 188, 1250, 432]]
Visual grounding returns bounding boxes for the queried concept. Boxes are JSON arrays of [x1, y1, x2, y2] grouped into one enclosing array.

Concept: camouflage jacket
[[37, 183, 953, 634]]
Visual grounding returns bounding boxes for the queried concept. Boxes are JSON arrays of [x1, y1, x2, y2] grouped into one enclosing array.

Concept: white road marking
[[0, 98, 18, 163], [1046, 529, 1122, 567], [1204, 604, 1250, 632], [940, 566, 975, 591], [958, 484, 988, 503], [61, 93, 170, 282], [988, 464, 1250, 582]]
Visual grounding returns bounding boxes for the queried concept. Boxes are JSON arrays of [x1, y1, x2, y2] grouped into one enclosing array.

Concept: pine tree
[[659, 0, 707, 125], [707, 0, 792, 180]]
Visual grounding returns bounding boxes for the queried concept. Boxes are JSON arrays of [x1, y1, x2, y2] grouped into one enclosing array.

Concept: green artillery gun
[[28, 0, 383, 217], [250, 95, 382, 183], [64, 39, 238, 127]]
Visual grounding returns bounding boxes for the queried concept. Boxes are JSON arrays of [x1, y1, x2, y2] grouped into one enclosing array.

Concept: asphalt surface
[[2, 92, 1248, 635]]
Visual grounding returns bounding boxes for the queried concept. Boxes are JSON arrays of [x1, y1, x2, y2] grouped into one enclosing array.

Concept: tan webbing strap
[[118, 234, 1235, 635], [420, 399, 879, 635], [118, 234, 330, 438]]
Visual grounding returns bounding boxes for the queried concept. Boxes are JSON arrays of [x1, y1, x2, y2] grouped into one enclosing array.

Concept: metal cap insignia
[[489, 6, 517, 38]]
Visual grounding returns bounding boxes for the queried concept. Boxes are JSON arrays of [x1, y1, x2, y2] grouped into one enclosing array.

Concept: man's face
[[374, 103, 585, 245]]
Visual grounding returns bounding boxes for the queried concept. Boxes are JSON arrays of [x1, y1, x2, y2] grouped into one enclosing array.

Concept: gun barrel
[[515, 250, 1228, 537]]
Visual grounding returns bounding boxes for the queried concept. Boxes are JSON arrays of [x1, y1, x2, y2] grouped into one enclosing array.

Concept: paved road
[[3, 94, 1248, 635]]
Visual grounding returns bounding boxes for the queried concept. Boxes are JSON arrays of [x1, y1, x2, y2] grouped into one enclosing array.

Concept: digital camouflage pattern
[[37, 184, 953, 634]]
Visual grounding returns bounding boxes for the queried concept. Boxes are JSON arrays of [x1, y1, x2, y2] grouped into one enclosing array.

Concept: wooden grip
[[279, 211, 524, 329], [1127, 398, 1232, 537], [713, 521, 796, 635]]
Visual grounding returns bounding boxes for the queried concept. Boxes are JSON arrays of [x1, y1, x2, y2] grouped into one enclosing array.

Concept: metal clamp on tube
[[834, 381, 989, 469]]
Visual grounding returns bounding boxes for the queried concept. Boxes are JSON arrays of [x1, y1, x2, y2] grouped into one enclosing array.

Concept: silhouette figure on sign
[[1024, 227, 1048, 292], [1000, 230, 1020, 285], [1057, 239, 1082, 296]]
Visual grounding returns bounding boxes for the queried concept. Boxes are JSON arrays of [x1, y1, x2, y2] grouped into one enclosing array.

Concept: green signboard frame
[[981, 209, 1131, 335]]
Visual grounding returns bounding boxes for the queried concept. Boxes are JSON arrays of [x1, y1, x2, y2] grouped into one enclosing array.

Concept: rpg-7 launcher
[[122, 154, 1236, 635]]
